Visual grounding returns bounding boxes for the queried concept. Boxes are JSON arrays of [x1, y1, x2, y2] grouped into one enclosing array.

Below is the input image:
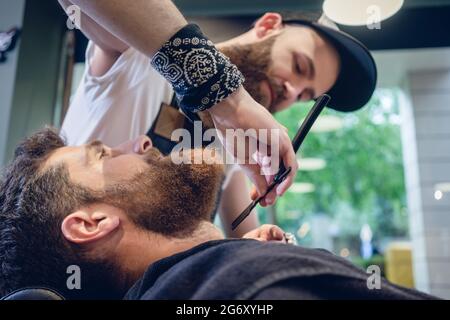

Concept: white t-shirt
[[61, 42, 174, 146], [61, 43, 239, 187]]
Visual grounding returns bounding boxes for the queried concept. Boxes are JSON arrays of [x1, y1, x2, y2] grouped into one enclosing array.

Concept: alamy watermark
[[366, 265, 381, 290], [366, 5, 382, 30], [66, 265, 81, 290], [66, 5, 81, 30], [170, 121, 281, 175], [65, 264, 381, 292]]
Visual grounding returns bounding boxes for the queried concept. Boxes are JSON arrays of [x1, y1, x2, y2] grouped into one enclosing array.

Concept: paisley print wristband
[[151, 24, 245, 113]]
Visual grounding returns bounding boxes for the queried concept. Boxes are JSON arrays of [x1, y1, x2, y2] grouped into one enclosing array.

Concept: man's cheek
[[103, 156, 148, 180]]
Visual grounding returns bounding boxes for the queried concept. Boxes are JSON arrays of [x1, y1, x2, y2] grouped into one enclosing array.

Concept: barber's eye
[[296, 63, 302, 75]]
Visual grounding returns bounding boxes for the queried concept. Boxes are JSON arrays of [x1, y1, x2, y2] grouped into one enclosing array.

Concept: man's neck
[[216, 30, 254, 50], [120, 221, 224, 289]]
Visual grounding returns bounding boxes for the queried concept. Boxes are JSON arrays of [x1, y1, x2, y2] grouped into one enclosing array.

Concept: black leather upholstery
[[1, 288, 64, 300]]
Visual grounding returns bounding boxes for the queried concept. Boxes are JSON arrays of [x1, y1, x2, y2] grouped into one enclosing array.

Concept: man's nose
[[133, 135, 153, 154], [113, 135, 153, 155]]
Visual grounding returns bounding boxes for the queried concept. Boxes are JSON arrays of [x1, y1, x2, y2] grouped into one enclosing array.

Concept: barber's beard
[[219, 35, 285, 112], [98, 149, 225, 238]]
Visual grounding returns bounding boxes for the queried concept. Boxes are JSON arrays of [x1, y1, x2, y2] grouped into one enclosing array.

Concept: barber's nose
[[113, 135, 153, 155], [284, 81, 304, 103]]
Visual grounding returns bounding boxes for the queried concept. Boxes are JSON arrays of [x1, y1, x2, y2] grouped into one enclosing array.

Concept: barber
[[67, 0, 298, 205]]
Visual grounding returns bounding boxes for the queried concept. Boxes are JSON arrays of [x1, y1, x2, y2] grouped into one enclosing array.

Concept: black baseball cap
[[283, 19, 377, 112]]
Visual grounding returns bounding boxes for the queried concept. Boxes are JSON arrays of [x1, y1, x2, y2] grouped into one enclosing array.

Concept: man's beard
[[97, 149, 225, 238], [220, 35, 285, 112]]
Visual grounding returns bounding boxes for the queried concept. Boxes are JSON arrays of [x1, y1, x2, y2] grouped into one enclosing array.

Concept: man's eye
[[100, 148, 107, 159]]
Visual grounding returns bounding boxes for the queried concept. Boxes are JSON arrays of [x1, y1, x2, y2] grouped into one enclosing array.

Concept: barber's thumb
[[253, 172, 268, 195], [250, 187, 258, 201], [270, 225, 285, 240]]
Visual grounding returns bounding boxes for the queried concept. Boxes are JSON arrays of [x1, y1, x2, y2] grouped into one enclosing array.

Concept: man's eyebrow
[[84, 140, 103, 163], [86, 140, 103, 151]]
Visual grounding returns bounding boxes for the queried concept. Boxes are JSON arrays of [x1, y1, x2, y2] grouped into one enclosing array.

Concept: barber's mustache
[[262, 78, 286, 110], [270, 81, 286, 103]]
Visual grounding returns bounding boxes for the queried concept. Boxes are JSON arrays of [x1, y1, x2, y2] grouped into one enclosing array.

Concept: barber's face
[[221, 25, 340, 113], [45, 136, 224, 236]]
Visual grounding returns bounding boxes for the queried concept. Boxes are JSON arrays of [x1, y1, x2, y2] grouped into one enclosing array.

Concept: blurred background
[[1, 0, 450, 299]]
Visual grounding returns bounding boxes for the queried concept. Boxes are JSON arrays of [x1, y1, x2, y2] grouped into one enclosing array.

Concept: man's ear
[[61, 207, 121, 244], [254, 12, 283, 39]]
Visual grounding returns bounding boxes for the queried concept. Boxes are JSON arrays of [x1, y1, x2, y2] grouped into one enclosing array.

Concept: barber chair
[[1, 287, 64, 300]]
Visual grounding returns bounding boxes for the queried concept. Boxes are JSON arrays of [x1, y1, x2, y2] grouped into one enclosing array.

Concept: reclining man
[[0, 130, 434, 300], [58, 1, 377, 237]]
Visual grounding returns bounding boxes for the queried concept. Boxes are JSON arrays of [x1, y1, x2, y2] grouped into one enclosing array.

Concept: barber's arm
[[66, 0, 298, 204], [219, 170, 259, 238], [58, 0, 129, 76]]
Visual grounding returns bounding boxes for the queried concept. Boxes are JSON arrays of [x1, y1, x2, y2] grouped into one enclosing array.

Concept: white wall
[[374, 48, 450, 299], [402, 69, 450, 299], [0, 0, 25, 165]]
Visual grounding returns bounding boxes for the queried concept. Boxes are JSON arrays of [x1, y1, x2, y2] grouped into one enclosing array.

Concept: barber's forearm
[[222, 209, 259, 239], [68, 0, 187, 57], [219, 172, 260, 238], [59, 0, 128, 54]]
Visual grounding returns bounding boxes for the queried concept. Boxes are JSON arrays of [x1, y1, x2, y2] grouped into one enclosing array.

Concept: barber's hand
[[208, 86, 298, 206], [242, 224, 286, 243]]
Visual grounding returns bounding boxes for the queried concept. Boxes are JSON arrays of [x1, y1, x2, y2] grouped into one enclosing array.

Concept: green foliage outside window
[[259, 89, 409, 255]]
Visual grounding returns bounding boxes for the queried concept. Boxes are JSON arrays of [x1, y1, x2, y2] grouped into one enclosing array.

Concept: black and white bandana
[[151, 24, 245, 113]]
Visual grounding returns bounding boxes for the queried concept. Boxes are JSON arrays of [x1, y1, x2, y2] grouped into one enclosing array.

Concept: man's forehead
[[283, 24, 340, 63], [43, 145, 86, 170]]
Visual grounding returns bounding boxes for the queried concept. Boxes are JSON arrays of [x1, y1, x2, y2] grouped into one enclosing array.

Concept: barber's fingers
[[249, 186, 276, 207], [245, 225, 285, 242], [249, 153, 277, 206], [260, 156, 276, 206], [250, 187, 258, 201], [276, 143, 298, 196], [259, 224, 285, 241], [243, 163, 269, 199]]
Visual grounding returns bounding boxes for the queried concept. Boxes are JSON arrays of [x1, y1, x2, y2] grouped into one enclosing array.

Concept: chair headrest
[[1, 288, 64, 300]]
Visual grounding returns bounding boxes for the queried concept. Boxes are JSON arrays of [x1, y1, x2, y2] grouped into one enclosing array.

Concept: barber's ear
[[61, 208, 120, 244], [254, 13, 283, 38]]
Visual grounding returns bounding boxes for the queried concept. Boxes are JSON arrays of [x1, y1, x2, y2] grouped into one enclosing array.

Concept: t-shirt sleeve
[[83, 42, 151, 88]]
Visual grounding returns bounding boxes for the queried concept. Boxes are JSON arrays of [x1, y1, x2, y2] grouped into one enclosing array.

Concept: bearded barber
[[62, 0, 298, 207]]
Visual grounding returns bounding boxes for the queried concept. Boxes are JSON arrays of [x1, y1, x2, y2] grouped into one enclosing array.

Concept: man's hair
[[0, 128, 117, 299]]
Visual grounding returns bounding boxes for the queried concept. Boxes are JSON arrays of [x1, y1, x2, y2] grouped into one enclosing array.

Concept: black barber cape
[[124, 239, 435, 300]]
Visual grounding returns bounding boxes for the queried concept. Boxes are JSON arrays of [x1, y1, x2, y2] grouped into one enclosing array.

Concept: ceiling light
[[323, 0, 404, 26], [434, 190, 443, 201], [435, 183, 450, 193], [302, 115, 344, 133], [297, 158, 327, 171]]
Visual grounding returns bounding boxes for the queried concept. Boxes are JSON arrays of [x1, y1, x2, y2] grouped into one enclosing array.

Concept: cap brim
[[285, 20, 378, 112]]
